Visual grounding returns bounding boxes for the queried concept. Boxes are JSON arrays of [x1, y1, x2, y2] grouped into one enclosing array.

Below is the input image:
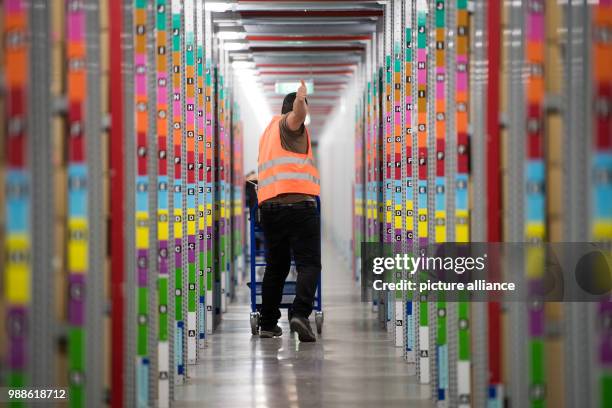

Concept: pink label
[[527, 13, 544, 41], [67, 10, 84, 42], [6, 0, 23, 13], [186, 109, 194, 125], [158, 74, 167, 103]]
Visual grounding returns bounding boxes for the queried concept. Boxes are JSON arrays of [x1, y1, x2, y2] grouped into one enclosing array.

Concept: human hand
[[297, 79, 307, 100]]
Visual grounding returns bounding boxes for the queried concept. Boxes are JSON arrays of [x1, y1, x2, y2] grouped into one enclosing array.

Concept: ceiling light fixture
[[232, 61, 255, 69], [223, 42, 248, 51], [274, 80, 314, 95], [205, 2, 232, 13], [217, 31, 246, 41]]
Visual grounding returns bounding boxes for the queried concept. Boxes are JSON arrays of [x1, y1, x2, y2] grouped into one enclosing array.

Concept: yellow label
[[187, 209, 196, 235], [5, 235, 30, 304], [435, 210, 446, 243], [68, 218, 88, 271], [136, 212, 149, 248], [593, 220, 612, 240], [418, 208, 428, 238], [394, 204, 402, 229], [525, 246, 545, 279], [456, 210, 469, 243], [6, 264, 30, 304], [174, 209, 183, 239], [206, 204, 212, 227], [386, 199, 392, 223], [525, 222, 545, 240], [406, 201, 414, 232], [158, 209, 169, 240], [198, 204, 205, 230]]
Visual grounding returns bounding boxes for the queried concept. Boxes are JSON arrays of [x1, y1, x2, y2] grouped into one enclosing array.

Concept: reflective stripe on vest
[[258, 156, 316, 173], [258, 172, 320, 188], [257, 115, 320, 203]]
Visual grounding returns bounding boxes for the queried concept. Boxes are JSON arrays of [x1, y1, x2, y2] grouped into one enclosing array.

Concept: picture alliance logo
[[371, 253, 488, 275]]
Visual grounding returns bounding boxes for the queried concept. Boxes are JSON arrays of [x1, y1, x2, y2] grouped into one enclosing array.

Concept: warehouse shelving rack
[[1, 2, 245, 406], [350, 1, 611, 408]]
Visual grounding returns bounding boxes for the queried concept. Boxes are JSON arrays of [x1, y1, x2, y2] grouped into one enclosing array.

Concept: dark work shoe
[[289, 316, 316, 342], [259, 325, 283, 338]]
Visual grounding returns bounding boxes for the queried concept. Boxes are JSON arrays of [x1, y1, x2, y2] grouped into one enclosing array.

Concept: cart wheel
[[250, 312, 260, 335], [315, 311, 324, 334]]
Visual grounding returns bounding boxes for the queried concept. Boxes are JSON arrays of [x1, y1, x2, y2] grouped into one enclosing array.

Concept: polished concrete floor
[[175, 238, 434, 408]]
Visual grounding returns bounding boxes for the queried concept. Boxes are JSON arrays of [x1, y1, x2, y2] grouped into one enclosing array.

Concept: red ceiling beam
[[269, 103, 334, 107], [251, 46, 364, 52], [239, 10, 383, 18], [239, 0, 380, 2], [256, 62, 356, 68], [279, 107, 337, 109], [262, 81, 348, 86], [246, 35, 371, 41], [259, 70, 353, 75], [270, 108, 334, 112], [309, 81, 348, 86], [269, 94, 339, 97]]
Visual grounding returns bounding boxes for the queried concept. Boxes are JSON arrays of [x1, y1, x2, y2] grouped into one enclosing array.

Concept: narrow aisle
[[175, 237, 433, 408]]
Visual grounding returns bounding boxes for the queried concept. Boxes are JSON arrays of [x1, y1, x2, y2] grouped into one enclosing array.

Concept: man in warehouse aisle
[[257, 79, 320, 342]]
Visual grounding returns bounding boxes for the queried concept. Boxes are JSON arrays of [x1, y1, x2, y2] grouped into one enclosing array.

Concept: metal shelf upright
[[431, 0, 449, 403], [204, 6, 216, 335], [562, 2, 595, 407], [505, 0, 529, 405], [85, 0, 107, 405], [30, 0, 56, 394], [467, 1, 487, 407]]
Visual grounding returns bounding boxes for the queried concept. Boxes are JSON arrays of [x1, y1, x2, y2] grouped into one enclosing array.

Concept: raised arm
[[286, 79, 309, 131]]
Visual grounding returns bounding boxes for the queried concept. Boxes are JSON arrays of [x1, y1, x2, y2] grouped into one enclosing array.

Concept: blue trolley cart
[[247, 197, 324, 335]]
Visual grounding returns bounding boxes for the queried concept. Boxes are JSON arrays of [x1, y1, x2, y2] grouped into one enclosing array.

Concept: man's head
[[281, 92, 308, 114]]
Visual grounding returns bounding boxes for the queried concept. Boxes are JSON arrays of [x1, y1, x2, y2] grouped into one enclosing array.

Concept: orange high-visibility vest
[[257, 115, 320, 203]]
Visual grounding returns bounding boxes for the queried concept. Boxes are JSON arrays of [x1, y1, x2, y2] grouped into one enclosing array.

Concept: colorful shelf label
[[184, 0, 198, 365], [196, 0, 207, 348], [155, 0, 170, 403], [592, 2, 612, 407], [416, 0, 430, 385], [433, 1, 448, 402], [405, 1, 416, 363], [66, 1, 88, 405], [4, 1, 31, 404], [171, 0, 184, 382], [524, 2, 547, 407]]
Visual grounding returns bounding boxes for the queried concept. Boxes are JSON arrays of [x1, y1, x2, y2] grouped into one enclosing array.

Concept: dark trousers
[[259, 202, 321, 329]]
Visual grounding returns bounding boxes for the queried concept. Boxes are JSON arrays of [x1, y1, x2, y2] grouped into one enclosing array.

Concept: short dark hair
[[281, 92, 308, 114]]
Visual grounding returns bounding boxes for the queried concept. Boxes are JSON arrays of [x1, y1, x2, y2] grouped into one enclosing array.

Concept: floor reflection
[[174, 238, 432, 408]]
